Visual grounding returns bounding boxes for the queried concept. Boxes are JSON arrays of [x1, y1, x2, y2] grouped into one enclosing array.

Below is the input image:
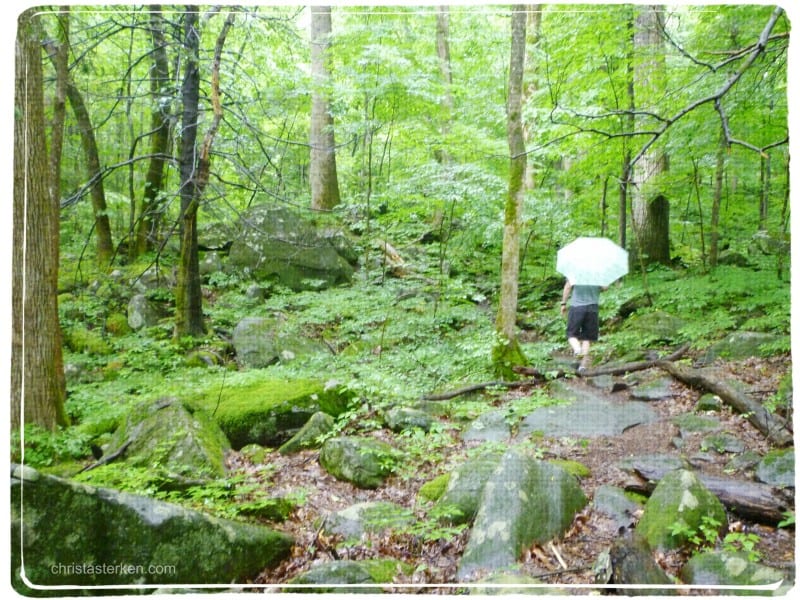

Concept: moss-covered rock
[[186, 378, 351, 449], [285, 558, 412, 593], [81, 398, 230, 484], [458, 450, 588, 580], [278, 411, 336, 454], [437, 450, 503, 525], [11, 465, 293, 593], [679, 551, 789, 595], [418, 473, 451, 503], [635, 469, 727, 551], [319, 436, 399, 489]]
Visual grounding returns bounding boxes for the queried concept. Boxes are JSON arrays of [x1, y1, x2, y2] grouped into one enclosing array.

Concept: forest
[[11, 2, 793, 595]]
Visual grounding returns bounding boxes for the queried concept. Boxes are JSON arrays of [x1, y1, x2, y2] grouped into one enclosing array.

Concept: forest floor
[[246, 353, 795, 595]]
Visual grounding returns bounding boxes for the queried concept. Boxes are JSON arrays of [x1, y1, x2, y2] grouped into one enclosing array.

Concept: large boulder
[[227, 205, 355, 291], [79, 398, 230, 486], [457, 450, 588, 581], [285, 559, 413, 593], [11, 465, 293, 592]]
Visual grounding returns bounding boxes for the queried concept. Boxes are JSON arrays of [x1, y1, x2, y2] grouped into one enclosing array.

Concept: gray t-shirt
[[570, 285, 600, 307]]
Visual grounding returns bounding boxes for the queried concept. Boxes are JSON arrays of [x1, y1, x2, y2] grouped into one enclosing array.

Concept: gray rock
[[11, 466, 293, 592], [592, 485, 644, 529], [519, 381, 657, 438], [462, 409, 511, 442], [227, 205, 355, 291], [286, 559, 410, 593], [384, 407, 435, 433], [127, 293, 163, 330], [232, 315, 326, 368], [321, 501, 415, 541], [630, 377, 674, 401], [457, 450, 587, 581], [755, 448, 795, 488], [680, 551, 789, 595]]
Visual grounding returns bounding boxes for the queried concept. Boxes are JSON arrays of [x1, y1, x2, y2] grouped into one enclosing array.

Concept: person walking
[[560, 280, 602, 373]]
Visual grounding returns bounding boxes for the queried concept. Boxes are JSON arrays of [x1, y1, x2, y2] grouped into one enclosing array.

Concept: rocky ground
[[239, 354, 795, 594]]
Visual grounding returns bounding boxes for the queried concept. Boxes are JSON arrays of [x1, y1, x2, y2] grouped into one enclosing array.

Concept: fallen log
[[625, 462, 794, 526], [655, 360, 793, 447], [513, 344, 690, 379]]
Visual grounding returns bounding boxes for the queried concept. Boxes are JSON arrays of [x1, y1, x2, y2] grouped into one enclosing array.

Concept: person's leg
[[566, 307, 585, 355], [577, 308, 599, 372]]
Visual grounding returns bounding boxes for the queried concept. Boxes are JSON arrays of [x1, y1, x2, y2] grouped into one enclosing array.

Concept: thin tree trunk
[[13, 9, 69, 430], [435, 5, 453, 164], [310, 5, 341, 210], [709, 129, 726, 267], [493, 5, 527, 375], [174, 8, 204, 339], [64, 79, 114, 267], [134, 6, 173, 258]]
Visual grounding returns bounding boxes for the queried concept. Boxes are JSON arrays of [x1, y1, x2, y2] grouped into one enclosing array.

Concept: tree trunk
[[631, 5, 670, 266], [309, 6, 341, 211], [13, 9, 69, 431], [134, 6, 173, 258], [435, 5, 453, 164], [709, 128, 726, 267], [65, 82, 115, 267], [48, 8, 69, 201], [174, 8, 204, 339], [522, 6, 541, 191], [493, 5, 527, 376]]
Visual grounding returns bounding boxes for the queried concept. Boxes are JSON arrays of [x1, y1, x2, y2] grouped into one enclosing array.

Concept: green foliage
[[11, 425, 93, 468], [669, 515, 763, 562]]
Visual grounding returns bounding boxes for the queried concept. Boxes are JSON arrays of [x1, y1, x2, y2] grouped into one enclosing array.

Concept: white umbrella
[[556, 236, 629, 286]]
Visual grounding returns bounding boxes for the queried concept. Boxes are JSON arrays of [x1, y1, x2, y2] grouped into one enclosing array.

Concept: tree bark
[[435, 5, 453, 164], [134, 6, 173, 258], [309, 5, 341, 211], [709, 128, 726, 267], [493, 5, 528, 376], [13, 9, 69, 430], [174, 8, 204, 339], [631, 5, 670, 266]]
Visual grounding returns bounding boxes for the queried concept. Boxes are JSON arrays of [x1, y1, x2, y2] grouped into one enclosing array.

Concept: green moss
[[185, 378, 351, 448], [362, 558, 414, 582], [418, 473, 451, 503], [64, 325, 113, 355], [548, 459, 591, 478], [105, 312, 131, 336]]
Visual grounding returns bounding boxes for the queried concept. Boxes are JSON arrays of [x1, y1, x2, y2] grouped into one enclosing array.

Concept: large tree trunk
[[493, 5, 527, 376], [631, 5, 670, 266], [309, 6, 341, 211], [133, 6, 173, 258], [13, 9, 69, 431], [174, 8, 204, 339]]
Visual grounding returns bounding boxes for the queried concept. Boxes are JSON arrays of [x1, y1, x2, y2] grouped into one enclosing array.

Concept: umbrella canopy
[[556, 237, 629, 286]]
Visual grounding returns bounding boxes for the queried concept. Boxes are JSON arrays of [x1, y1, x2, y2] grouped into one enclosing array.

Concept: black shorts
[[567, 304, 599, 342]]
